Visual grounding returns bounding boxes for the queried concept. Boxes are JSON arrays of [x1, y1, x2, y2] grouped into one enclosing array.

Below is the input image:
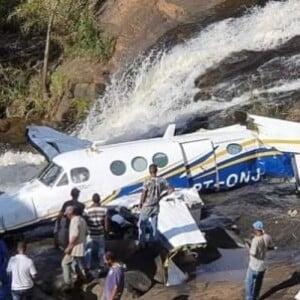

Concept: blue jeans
[[245, 267, 265, 300], [85, 236, 105, 269], [138, 213, 158, 245], [11, 288, 33, 300]]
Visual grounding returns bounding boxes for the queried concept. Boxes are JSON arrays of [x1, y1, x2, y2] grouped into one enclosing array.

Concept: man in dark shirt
[[54, 188, 85, 248], [60, 188, 85, 217], [101, 251, 124, 300]]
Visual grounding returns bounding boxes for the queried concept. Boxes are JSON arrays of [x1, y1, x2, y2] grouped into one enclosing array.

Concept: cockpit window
[[38, 163, 63, 187], [57, 173, 69, 187], [71, 167, 90, 183]]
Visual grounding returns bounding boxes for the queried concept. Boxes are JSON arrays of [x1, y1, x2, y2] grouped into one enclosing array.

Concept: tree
[[42, 0, 60, 101]]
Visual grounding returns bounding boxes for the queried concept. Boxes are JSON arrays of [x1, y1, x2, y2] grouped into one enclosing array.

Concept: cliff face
[[93, 0, 266, 68]]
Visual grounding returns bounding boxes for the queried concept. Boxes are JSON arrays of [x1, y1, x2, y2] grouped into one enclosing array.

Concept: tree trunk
[[42, 0, 60, 101]]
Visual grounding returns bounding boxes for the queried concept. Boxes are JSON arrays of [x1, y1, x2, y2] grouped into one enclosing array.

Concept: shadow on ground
[[260, 271, 300, 299]]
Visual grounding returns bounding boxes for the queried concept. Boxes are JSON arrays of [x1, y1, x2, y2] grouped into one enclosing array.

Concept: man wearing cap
[[245, 220, 275, 300], [138, 164, 174, 247]]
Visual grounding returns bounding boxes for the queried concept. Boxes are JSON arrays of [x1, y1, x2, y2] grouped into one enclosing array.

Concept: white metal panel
[[158, 192, 206, 249], [95, 140, 184, 195], [108, 188, 206, 250], [180, 139, 216, 186]]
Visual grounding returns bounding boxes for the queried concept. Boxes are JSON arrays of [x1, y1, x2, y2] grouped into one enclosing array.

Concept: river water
[[1, 0, 300, 191]]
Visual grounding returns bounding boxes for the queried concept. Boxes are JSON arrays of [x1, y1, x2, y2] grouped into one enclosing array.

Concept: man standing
[[7, 241, 37, 300], [54, 188, 85, 248], [139, 164, 174, 246], [0, 239, 10, 300], [101, 251, 124, 300], [61, 206, 88, 288], [85, 193, 107, 272], [59, 188, 85, 217], [245, 221, 275, 300]]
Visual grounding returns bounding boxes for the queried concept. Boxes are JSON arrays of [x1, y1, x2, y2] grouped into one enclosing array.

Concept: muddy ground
[[13, 182, 300, 299]]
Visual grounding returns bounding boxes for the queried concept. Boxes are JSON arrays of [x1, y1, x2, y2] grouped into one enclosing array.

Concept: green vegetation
[[0, 65, 32, 118], [0, 0, 114, 120], [10, 0, 114, 61], [71, 97, 91, 119], [70, 12, 115, 60]]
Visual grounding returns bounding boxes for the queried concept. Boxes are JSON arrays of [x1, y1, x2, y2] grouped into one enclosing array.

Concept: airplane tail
[[236, 112, 300, 191], [244, 113, 300, 153]]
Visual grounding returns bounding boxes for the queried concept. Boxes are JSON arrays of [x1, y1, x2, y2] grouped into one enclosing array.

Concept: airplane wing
[[26, 125, 92, 161]]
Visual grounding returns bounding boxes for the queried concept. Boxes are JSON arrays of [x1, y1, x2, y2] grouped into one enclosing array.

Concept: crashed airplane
[[1, 112, 300, 234], [1, 111, 300, 285]]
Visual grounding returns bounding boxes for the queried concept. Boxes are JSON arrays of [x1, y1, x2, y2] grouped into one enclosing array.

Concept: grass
[[50, 68, 66, 100]]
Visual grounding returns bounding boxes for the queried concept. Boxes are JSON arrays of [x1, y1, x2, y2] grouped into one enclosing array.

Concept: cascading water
[[1, 0, 300, 191], [79, 0, 300, 142]]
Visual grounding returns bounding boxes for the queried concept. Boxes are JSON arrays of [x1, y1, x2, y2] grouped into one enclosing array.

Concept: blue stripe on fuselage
[[117, 149, 294, 197]]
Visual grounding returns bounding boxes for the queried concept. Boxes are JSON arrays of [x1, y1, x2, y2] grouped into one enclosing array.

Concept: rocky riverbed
[[15, 182, 300, 300]]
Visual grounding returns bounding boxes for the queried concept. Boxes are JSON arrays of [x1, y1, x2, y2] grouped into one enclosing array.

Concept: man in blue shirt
[[0, 239, 10, 300], [101, 251, 124, 300]]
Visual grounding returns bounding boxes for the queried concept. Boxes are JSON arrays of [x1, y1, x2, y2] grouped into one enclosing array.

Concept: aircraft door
[[180, 139, 218, 192]]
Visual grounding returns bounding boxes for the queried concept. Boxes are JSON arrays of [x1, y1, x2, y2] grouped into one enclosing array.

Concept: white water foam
[[0, 151, 45, 191], [0, 151, 44, 167], [80, 0, 300, 142], [265, 78, 300, 93]]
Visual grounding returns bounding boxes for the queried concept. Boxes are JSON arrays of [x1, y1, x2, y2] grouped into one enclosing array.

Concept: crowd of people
[[0, 163, 279, 300]]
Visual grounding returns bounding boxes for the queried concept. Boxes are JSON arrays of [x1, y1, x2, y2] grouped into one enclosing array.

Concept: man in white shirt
[[7, 241, 37, 300], [61, 205, 87, 288]]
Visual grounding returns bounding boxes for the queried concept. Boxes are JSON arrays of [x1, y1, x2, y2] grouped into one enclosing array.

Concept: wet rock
[[73, 83, 106, 100], [85, 279, 103, 300], [195, 36, 300, 89]]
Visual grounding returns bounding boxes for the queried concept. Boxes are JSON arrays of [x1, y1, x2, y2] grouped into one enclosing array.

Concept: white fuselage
[[1, 114, 300, 233]]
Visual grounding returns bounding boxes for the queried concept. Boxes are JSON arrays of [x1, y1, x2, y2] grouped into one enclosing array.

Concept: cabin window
[[110, 160, 126, 176], [132, 156, 148, 172], [152, 152, 168, 168], [227, 143, 243, 155], [38, 163, 63, 187], [57, 173, 69, 187], [71, 167, 90, 183]]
